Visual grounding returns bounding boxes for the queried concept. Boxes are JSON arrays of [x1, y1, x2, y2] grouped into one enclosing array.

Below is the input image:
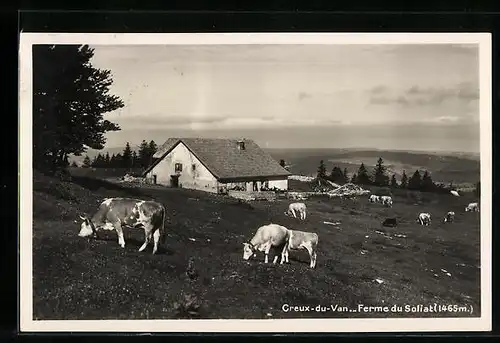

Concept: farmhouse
[[142, 138, 292, 193]]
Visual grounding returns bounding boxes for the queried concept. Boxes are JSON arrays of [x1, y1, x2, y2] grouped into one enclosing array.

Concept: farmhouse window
[[191, 164, 196, 172], [175, 163, 183, 173]]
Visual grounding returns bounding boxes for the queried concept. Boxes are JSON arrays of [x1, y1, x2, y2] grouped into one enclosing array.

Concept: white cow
[[417, 212, 432, 226], [450, 190, 460, 197], [465, 202, 479, 212], [78, 197, 166, 254], [369, 194, 380, 203], [380, 195, 393, 207], [285, 202, 307, 220], [443, 211, 455, 223], [242, 224, 290, 264], [281, 230, 319, 269]]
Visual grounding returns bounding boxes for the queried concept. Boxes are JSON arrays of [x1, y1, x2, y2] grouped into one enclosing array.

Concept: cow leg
[[114, 222, 126, 248], [138, 225, 153, 252], [264, 243, 271, 263], [311, 250, 317, 269], [291, 209, 297, 219], [280, 243, 289, 264], [303, 211, 306, 220], [152, 229, 161, 254], [304, 244, 315, 268], [272, 255, 279, 264]]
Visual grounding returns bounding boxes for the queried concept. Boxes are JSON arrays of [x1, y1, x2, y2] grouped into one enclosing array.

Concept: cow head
[[242, 242, 256, 260], [78, 215, 98, 238]]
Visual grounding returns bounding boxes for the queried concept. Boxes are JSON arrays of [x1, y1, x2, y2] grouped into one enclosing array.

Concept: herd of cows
[[77, 190, 480, 270]]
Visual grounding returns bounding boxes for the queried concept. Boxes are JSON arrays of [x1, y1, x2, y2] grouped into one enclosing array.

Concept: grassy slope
[[32, 171, 481, 320]]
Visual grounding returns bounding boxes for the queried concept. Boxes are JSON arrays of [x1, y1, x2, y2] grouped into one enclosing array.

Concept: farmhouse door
[[170, 175, 179, 188]]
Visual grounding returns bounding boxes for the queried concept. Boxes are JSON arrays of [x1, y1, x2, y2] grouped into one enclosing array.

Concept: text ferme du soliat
[[281, 304, 474, 314]]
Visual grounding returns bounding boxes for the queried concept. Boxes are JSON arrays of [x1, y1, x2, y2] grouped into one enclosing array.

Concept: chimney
[[237, 139, 245, 150]]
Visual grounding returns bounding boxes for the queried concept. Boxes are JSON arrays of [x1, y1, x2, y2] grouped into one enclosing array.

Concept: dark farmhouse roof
[[143, 138, 291, 181]]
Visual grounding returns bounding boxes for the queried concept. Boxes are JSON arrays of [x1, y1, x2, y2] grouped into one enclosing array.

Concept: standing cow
[[78, 197, 166, 254], [285, 202, 307, 220], [281, 230, 319, 269], [369, 195, 380, 203], [243, 224, 290, 264], [465, 202, 479, 212], [380, 195, 393, 207], [416, 212, 432, 226], [443, 211, 455, 223]]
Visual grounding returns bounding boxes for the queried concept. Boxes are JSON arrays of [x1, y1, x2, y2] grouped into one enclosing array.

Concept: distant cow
[[417, 212, 432, 226], [380, 195, 393, 207], [369, 195, 380, 203], [450, 190, 460, 197], [281, 230, 319, 269], [465, 202, 479, 212], [285, 202, 307, 220], [443, 211, 455, 223], [78, 197, 166, 254], [382, 217, 398, 227], [243, 224, 289, 264]]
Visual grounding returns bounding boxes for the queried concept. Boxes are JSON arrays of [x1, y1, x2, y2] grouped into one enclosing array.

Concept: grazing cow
[[380, 195, 393, 207], [243, 224, 290, 264], [450, 190, 460, 197], [417, 212, 432, 226], [285, 202, 307, 220], [369, 194, 380, 203], [382, 217, 398, 227], [443, 211, 455, 223], [281, 230, 319, 269], [78, 197, 166, 254], [465, 202, 479, 212]]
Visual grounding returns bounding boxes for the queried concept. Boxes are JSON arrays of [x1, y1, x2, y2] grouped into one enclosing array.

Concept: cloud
[[369, 85, 389, 95], [298, 92, 312, 101], [117, 114, 347, 131], [369, 82, 479, 107]]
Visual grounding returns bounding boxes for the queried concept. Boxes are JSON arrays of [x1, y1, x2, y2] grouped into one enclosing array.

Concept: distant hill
[[69, 147, 480, 184], [266, 148, 480, 185]]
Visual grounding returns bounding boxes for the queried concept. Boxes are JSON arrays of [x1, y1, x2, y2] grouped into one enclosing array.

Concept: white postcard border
[[19, 32, 492, 333]]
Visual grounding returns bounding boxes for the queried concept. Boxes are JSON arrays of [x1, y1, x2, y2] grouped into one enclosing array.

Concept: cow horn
[[79, 215, 86, 220]]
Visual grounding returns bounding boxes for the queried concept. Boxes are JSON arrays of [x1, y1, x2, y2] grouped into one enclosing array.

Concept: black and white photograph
[[19, 33, 492, 333]]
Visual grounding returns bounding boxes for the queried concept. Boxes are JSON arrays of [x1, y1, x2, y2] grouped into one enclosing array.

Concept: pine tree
[[149, 140, 158, 158], [122, 142, 133, 169], [343, 168, 349, 183], [33, 45, 124, 173], [113, 153, 123, 168], [390, 174, 398, 188], [400, 170, 408, 188], [350, 173, 357, 184], [137, 140, 150, 168], [83, 155, 91, 167], [132, 151, 138, 168], [356, 163, 371, 185], [329, 166, 345, 183], [408, 170, 422, 190], [105, 152, 110, 166], [372, 157, 389, 186], [317, 160, 327, 179], [421, 170, 435, 192]]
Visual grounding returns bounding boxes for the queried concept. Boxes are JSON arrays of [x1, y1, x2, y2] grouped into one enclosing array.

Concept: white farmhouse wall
[[269, 179, 288, 190], [146, 142, 218, 193]]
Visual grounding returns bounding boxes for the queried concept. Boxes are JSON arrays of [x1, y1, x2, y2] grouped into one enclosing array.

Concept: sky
[[89, 43, 480, 153]]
